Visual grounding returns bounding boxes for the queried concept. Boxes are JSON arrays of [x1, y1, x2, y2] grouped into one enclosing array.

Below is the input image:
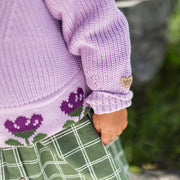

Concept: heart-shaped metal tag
[[120, 76, 133, 89]]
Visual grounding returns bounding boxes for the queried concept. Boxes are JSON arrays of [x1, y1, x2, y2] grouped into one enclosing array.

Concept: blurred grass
[[167, 0, 180, 43], [121, 0, 180, 170]]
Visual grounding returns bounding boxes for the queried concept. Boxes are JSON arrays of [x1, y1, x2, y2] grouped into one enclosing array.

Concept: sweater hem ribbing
[[0, 70, 86, 113], [0, 70, 92, 147]]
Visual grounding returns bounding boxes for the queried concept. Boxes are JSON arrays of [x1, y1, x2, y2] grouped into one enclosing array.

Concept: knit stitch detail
[[60, 87, 91, 128], [0, 0, 133, 147], [84, 90, 133, 114], [45, 0, 133, 114], [4, 114, 47, 146]]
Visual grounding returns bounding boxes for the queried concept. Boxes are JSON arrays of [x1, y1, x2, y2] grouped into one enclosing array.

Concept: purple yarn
[[60, 87, 84, 114], [4, 114, 43, 134]]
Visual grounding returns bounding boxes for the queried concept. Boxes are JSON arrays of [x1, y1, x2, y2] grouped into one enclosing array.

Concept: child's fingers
[[92, 116, 101, 135], [101, 133, 111, 145], [101, 131, 117, 145], [123, 120, 128, 130]]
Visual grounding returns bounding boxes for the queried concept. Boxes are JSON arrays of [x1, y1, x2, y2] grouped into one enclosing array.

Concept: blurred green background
[[121, 0, 180, 171]]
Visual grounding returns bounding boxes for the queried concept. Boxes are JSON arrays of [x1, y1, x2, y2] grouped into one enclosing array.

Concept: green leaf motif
[[32, 133, 47, 143], [13, 130, 36, 139], [5, 138, 24, 146], [84, 106, 91, 116], [68, 105, 83, 117], [63, 120, 76, 128]]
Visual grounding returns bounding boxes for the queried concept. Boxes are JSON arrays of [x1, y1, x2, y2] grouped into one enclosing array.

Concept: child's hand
[[92, 108, 128, 145]]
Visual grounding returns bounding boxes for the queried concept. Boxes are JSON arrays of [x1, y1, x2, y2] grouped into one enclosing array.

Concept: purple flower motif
[[4, 114, 43, 134], [60, 87, 84, 114]]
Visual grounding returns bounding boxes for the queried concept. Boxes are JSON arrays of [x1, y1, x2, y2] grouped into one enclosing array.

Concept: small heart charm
[[120, 76, 133, 89]]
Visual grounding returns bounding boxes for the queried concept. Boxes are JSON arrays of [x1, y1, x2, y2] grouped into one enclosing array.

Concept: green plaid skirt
[[0, 111, 129, 180]]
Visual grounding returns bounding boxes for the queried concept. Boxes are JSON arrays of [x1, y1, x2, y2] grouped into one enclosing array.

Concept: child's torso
[[0, 0, 91, 148]]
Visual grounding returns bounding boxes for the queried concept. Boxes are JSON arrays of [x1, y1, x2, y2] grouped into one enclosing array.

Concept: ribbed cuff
[[84, 90, 133, 114]]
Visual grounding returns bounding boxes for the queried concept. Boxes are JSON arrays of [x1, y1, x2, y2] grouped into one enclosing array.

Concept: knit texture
[[45, 0, 133, 114], [0, 0, 133, 147]]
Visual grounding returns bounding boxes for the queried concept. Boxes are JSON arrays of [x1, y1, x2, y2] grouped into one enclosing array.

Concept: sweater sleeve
[[44, 0, 133, 114]]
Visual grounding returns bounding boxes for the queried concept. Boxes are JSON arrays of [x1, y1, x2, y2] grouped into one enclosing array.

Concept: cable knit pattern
[[0, 0, 133, 147]]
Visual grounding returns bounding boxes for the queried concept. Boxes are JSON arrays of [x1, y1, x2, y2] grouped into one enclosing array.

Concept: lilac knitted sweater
[[0, 0, 133, 147]]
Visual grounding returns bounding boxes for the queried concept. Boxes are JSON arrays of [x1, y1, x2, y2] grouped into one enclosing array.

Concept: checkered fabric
[[0, 111, 129, 180]]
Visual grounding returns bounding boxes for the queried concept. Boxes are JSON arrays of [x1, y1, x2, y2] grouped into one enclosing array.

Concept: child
[[0, 0, 133, 179]]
